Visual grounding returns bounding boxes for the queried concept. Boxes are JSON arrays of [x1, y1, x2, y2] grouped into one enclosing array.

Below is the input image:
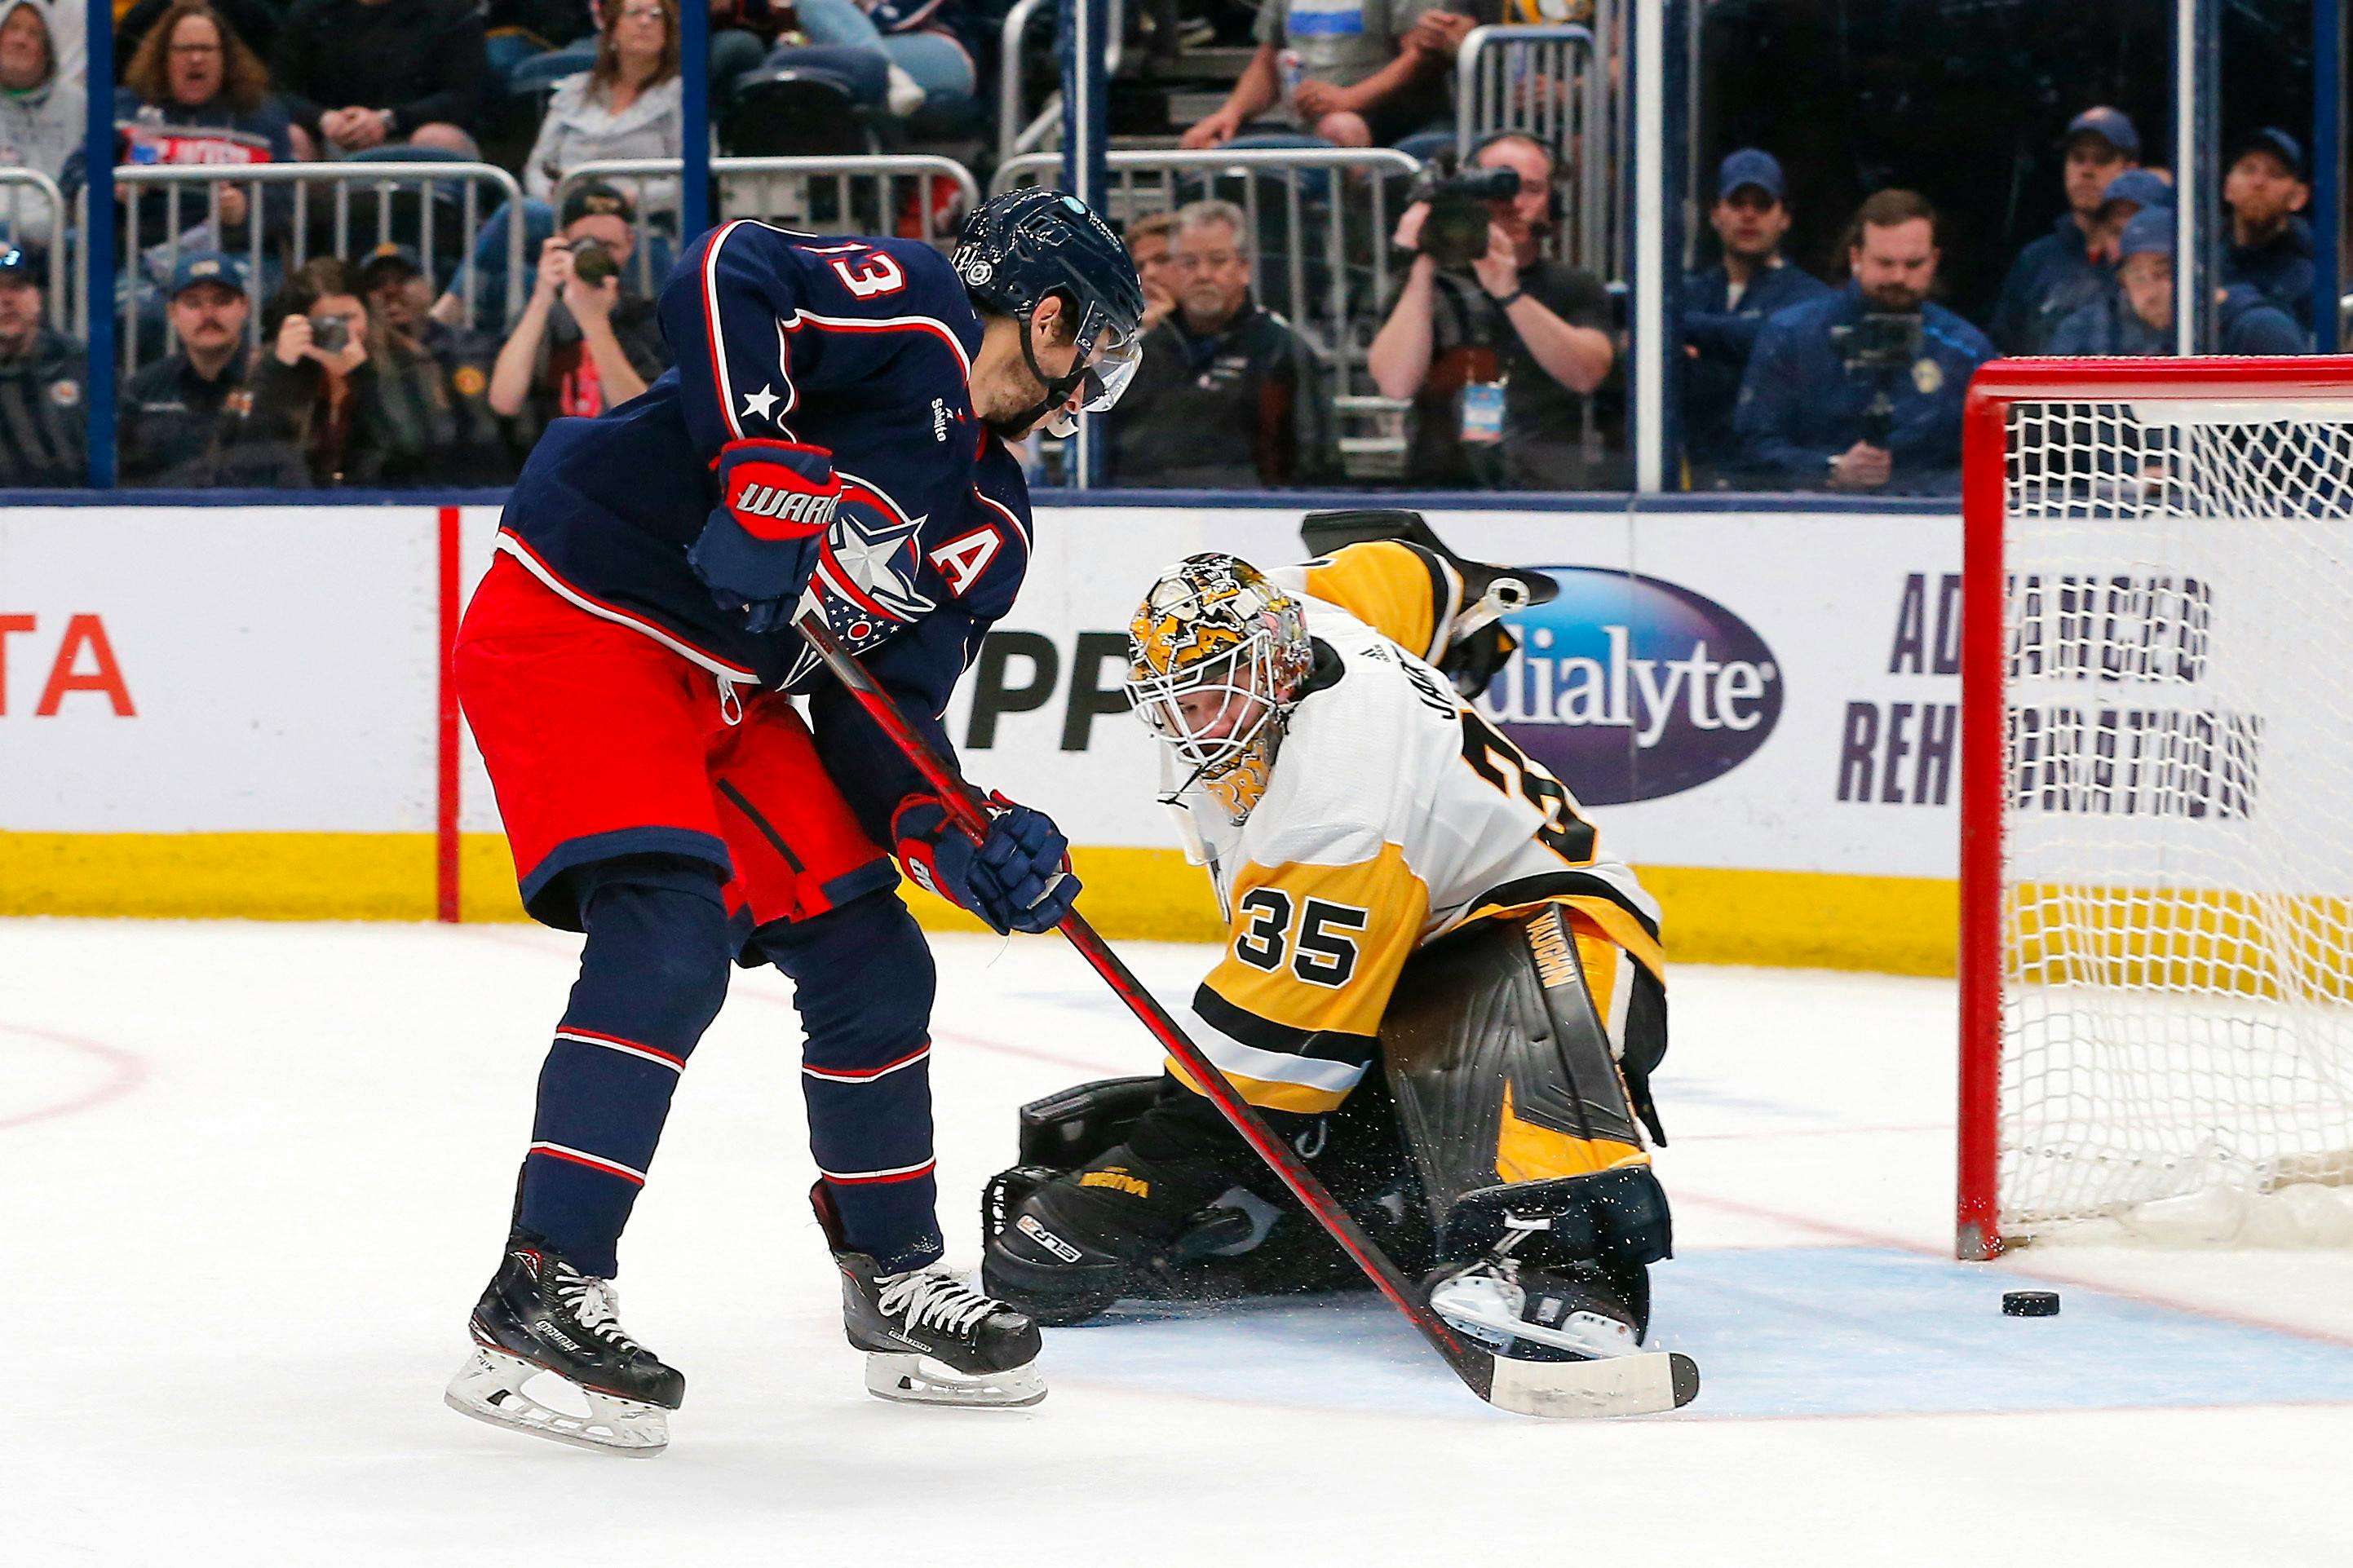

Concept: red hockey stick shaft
[[796, 614, 1486, 1387]]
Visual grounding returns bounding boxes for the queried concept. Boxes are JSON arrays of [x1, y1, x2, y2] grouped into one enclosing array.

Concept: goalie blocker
[[983, 904, 1672, 1350]]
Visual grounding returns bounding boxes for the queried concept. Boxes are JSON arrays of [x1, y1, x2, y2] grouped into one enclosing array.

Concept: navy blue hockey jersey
[[495, 220, 1032, 839]]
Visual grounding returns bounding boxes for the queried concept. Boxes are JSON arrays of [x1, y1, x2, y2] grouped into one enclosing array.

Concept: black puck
[[2002, 1290, 2061, 1317]]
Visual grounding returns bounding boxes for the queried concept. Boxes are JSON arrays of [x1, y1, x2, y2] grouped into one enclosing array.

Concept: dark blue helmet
[[953, 188, 1145, 435]]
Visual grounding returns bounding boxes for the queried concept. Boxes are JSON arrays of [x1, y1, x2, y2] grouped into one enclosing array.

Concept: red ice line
[[0, 1020, 150, 1133]]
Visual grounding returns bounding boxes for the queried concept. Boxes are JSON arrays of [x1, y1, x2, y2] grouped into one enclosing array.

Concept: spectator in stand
[[0, 1, 85, 188], [0, 244, 82, 485], [271, 0, 487, 161], [2084, 167, 2172, 261], [1109, 199, 1324, 488], [117, 0, 281, 73], [246, 255, 453, 486], [1989, 106, 2139, 355], [119, 250, 263, 486], [1680, 148, 1829, 488], [486, 181, 667, 439], [1180, 0, 1446, 150], [2222, 127, 2315, 333], [779, 0, 980, 123], [1126, 210, 1180, 335], [2048, 209, 2306, 358], [115, 3, 296, 264], [1368, 132, 1615, 489], [431, 0, 689, 328], [359, 241, 515, 483], [1735, 188, 1993, 497]]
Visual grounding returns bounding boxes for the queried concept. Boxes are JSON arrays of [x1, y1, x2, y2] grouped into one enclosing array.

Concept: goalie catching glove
[[894, 791, 1080, 934], [687, 440, 843, 634]]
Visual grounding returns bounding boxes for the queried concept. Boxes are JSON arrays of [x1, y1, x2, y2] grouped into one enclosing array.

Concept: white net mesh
[[1998, 391, 2353, 1243]]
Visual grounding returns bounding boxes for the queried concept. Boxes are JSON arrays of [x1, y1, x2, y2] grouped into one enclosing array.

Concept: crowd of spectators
[[0, 1, 2340, 497]]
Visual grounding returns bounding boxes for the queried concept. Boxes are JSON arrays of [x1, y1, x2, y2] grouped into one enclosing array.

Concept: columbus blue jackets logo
[[790, 474, 937, 665]]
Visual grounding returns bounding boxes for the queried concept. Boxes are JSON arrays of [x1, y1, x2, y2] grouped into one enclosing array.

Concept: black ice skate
[[1426, 1214, 1647, 1363], [444, 1233, 685, 1457], [816, 1185, 1044, 1408]]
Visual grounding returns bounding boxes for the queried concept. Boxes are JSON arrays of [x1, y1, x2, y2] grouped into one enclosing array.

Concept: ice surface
[[3, 919, 2351, 1565]]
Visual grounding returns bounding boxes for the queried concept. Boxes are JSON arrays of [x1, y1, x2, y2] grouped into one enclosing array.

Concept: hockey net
[[1958, 358, 2353, 1257]]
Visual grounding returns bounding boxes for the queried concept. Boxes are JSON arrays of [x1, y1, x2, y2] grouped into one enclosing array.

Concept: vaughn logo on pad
[[1479, 568, 1782, 805]]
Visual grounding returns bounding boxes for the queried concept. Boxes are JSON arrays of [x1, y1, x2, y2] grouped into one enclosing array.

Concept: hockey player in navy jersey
[[444, 189, 1144, 1455]]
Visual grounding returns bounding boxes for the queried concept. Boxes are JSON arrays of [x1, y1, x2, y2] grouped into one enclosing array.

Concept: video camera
[[1407, 164, 1521, 270], [1829, 311, 1923, 445]]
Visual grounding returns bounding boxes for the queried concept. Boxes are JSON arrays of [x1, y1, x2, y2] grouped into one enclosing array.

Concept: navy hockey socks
[[754, 891, 943, 1273], [518, 873, 731, 1277]]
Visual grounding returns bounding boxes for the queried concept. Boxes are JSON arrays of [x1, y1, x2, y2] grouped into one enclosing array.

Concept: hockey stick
[[798, 613, 1698, 1419]]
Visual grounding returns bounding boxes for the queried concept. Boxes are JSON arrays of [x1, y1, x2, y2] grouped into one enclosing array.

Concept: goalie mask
[[1125, 554, 1312, 825]]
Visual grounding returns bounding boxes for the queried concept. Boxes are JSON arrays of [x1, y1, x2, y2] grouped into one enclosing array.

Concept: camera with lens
[[567, 236, 617, 287], [1830, 311, 1922, 444], [1407, 164, 1521, 270], [308, 313, 349, 353]]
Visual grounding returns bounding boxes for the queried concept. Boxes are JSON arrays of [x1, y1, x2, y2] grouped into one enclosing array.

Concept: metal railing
[[993, 147, 1422, 400], [996, 0, 1126, 170], [1457, 24, 1610, 274], [114, 161, 529, 373], [551, 155, 984, 294], [0, 166, 69, 329]]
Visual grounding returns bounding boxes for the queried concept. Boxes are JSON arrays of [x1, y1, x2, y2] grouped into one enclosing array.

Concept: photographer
[[1367, 133, 1614, 489], [1734, 188, 1992, 497], [245, 254, 455, 486], [486, 179, 666, 439]]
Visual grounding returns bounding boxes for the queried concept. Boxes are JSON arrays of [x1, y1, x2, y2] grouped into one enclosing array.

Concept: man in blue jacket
[[1734, 188, 1993, 497], [1988, 106, 2140, 354], [2222, 127, 2316, 332], [1680, 148, 1830, 487], [2049, 208, 2307, 358]]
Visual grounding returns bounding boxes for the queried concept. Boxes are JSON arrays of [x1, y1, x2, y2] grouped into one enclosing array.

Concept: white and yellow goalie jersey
[[1168, 541, 1664, 1115]]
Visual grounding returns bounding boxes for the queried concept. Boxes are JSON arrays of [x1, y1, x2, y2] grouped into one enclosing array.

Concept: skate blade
[[1484, 1349, 1700, 1420], [863, 1351, 1046, 1409], [444, 1345, 671, 1457]]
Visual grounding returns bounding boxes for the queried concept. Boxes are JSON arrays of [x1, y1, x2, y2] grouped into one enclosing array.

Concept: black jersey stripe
[[1192, 983, 1380, 1066], [1469, 870, 1663, 943]]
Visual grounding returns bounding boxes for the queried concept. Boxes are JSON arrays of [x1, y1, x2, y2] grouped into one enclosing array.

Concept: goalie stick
[[798, 612, 1700, 1419]]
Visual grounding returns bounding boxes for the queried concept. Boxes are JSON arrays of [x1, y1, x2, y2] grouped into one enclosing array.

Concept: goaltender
[[983, 511, 1674, 1363]]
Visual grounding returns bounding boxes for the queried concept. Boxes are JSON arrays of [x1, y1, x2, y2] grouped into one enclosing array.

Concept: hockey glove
[[688, 440, 842, 634], [893, 791, 1080, 935]]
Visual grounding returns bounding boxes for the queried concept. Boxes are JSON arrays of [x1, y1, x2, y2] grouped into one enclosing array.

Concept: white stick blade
[[1484, 1349, 1698, 1419]]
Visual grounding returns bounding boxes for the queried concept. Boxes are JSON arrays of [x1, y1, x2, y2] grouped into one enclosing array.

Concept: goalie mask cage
[[1958, 356, 2353, 1260]]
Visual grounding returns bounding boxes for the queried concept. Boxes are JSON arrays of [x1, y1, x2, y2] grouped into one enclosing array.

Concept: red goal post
[[1957, 356, 2353, 1261]]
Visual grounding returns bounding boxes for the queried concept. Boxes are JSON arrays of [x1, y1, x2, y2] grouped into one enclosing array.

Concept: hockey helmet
[[953, 188, 1146, 436], [1125, 553, 1313, 824]]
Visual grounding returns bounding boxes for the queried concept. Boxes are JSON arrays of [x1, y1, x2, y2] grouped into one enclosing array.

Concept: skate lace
[[554, 1268, 645, 1356], [875, 1269, 1000, 1339]]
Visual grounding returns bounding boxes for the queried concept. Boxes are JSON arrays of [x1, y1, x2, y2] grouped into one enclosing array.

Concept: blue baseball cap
[[1715, 148, 1785, 203], [2117, 208, 2174, 261], [2063, 107, 2141, 157], [2232, 126, 2307, 179], [2099, 168, 2173, 213], [0, 244, 36, 287], [168, 249, 248, 299]]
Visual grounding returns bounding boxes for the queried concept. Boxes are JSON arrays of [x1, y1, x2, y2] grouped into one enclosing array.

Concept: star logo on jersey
[[793, 478, 936, 656], [741, 384, 781, 424]]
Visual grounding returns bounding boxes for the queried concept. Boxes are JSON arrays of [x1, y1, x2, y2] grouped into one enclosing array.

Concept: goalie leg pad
[[1378, 908, 1671, 1286]]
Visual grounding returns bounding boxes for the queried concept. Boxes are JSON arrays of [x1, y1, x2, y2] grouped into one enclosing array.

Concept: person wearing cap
[[2048, 210, 2305, 359], [359, 241, 517, 484], [486, 179, 668, 440], [2222, 127, 2315, 332], [1989, 106, 2141, 355], [1680, 148, 1829, 488], [0, 245, 85, 487], [118, 250, 267, 486], [1735, 188, 1992, 497], [2088, 167, 2174, 258]]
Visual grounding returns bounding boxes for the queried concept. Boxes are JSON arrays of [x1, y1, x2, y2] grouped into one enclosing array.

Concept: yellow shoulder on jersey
[[1284, 541, 1461, 665]]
